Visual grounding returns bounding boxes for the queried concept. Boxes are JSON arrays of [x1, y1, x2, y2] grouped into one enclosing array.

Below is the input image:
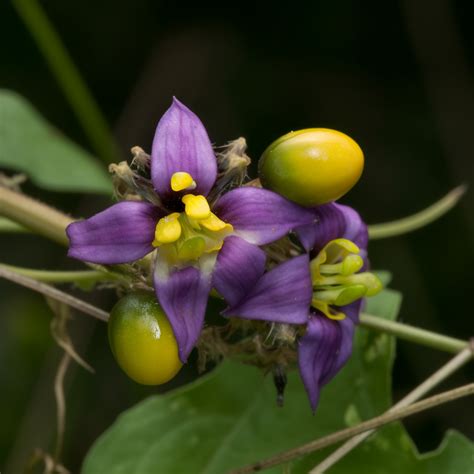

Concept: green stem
[[0, 263, 118, 284], [0, 217, 29, 233], [11, 0, 119, 164], [368, 185, 466, 239], [359, 313, 467, 354]]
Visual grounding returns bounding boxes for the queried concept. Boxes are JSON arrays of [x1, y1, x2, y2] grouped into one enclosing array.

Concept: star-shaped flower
[[67, 98, 315, 362]]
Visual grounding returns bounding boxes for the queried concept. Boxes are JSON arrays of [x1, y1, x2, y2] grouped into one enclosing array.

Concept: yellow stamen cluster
[[311, 238, 382, 320], [152, 172, 233, 261]]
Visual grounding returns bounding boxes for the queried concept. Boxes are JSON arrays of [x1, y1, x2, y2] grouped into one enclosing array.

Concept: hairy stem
[[368, 185, 466, 239], [11, 0, 119, 164], [0, 186, 72, 245], [230, 383, 474, 474]]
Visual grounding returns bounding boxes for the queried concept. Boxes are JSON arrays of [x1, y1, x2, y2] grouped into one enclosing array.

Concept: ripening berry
[[258, 128, 364, 206], [108, 292, 182, 385]]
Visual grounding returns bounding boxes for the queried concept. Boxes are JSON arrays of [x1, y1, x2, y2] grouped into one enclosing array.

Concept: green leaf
[[365, 283, 402, 324], [0, 90, 112, 194], [374, 269, 392, 286], [82, 285, 473, 474]]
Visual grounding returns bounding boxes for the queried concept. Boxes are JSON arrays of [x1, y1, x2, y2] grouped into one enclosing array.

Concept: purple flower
[[224, 202, 381, 412], [67, 98, 315, 362]]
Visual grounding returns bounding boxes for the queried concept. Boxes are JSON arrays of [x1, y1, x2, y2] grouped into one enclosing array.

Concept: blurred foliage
[[82, 289, 474, 473], [0, 0, 473, 473], [0, 90, 111, 194]]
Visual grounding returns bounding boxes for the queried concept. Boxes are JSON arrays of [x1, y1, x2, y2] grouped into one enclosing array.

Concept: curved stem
[[53, 352, 70, 469], [368, 185, 466, 239], [11, 0, 120, 164], [359, 313, 467, 354]]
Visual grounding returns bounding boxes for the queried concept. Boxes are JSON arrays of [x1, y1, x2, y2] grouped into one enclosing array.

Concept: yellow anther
[[312, 300, 346, 321], [311, 238, 361, 281], [182, 194, 211, 220], [200, 212, 231, 232], [171, 172, 196, 192], [153, 213, 182, 246], [329, 238, 360, 254], [324, 238, 360, 264], [341, 254, 364, 276]]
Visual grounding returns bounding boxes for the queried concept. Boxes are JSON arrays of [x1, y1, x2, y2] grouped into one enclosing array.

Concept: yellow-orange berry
[[259, 128, 364, 206], [108, 292, 182, 385]]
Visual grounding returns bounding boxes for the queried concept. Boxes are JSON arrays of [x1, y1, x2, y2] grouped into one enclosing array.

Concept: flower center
[[152, 172, 233, 261], [310, 238, 382, 320]]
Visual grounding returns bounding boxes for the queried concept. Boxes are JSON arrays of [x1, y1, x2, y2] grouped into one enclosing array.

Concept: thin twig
[[310, 343, 474, 473], [27, 449, 70, 474], [229, 383, 474, 474], [48, 298, 94, 372], [52, 352, 70, 471], [0, 265, 109, 322]]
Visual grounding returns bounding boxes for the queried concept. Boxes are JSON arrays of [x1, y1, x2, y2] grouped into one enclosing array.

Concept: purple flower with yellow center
[[66, 98, 315, 362], [223, 202, 382, 412]]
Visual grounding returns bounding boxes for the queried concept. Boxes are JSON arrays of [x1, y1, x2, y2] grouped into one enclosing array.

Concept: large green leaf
[[83, 287, 473, 474], [0, 90, 112, 194]]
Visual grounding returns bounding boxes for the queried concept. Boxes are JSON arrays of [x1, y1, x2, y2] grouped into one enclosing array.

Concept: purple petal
[[298, 313, 355, 412], [224, 255, 312, 324], [154, 265, 211, 363], [67, 201, 162, 264], [320, 317, 355, 385], [213, 187, 316, 245], [296, 202, 368, 253], [340, 299, 363, 324], [212, 236, 266, 307], [151, 98, 217, 199]]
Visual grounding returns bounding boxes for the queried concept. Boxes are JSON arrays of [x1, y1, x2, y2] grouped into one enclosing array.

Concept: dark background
[[1, 1, 473, 472]]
